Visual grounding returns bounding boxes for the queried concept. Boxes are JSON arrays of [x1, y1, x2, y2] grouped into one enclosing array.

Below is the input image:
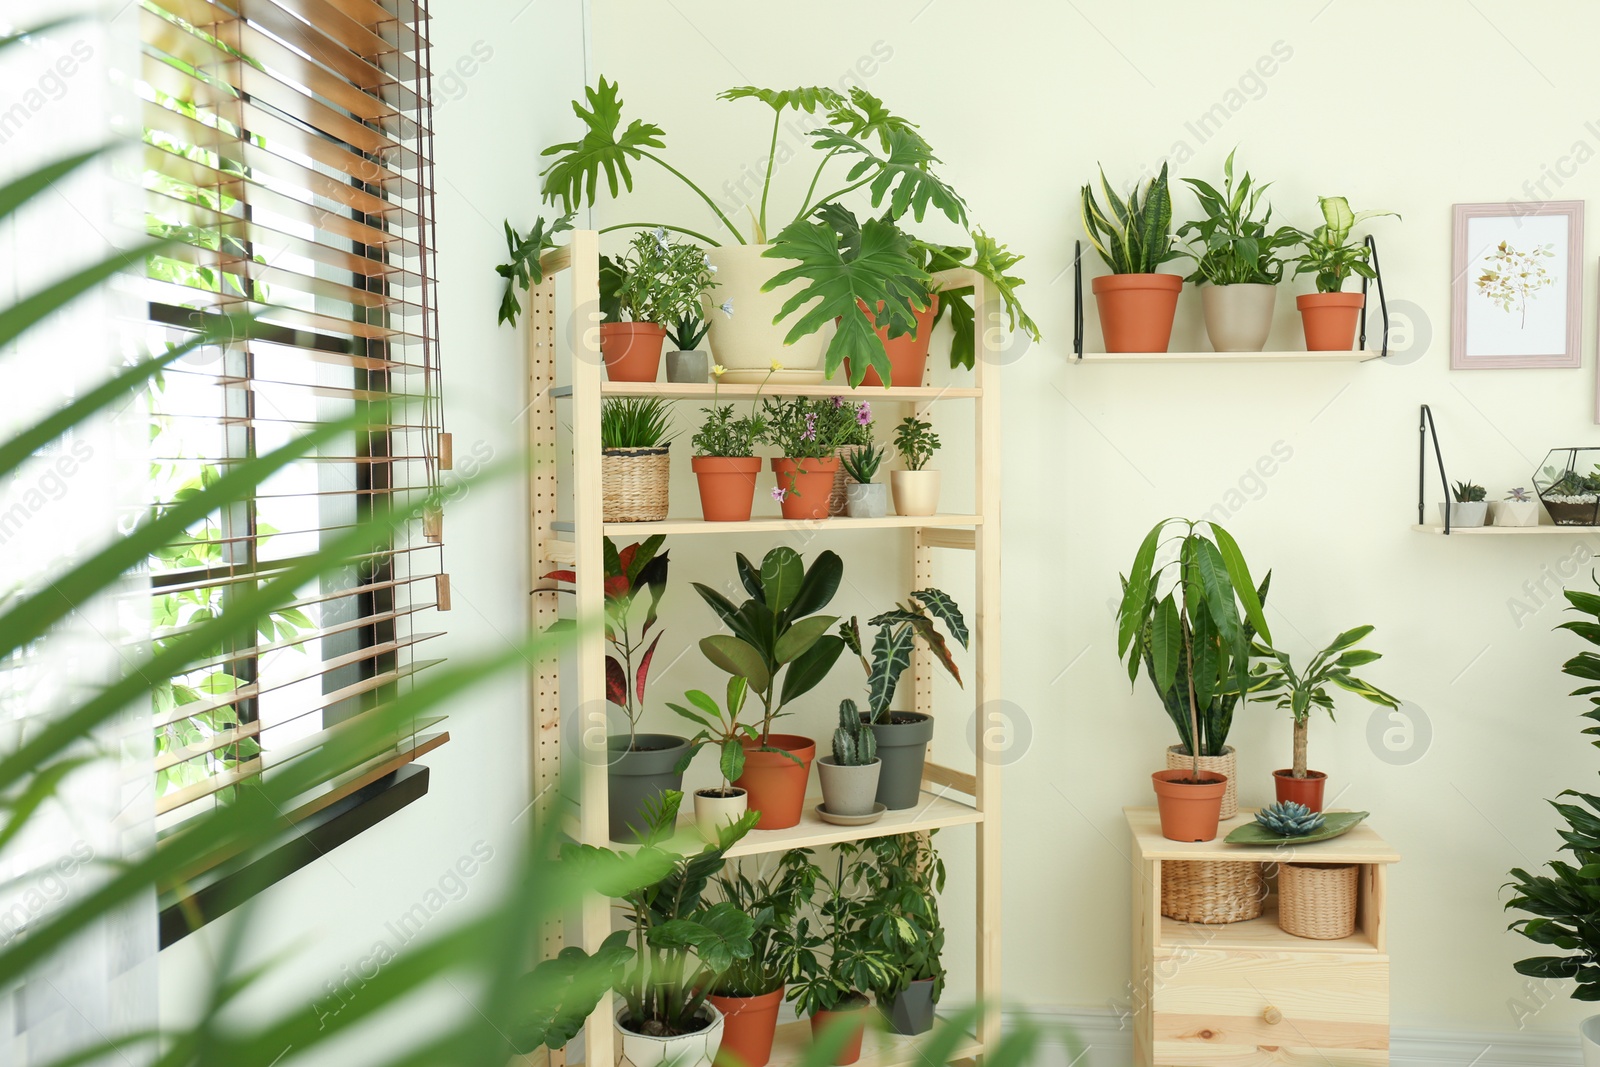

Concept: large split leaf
[[809, 125, 967, 227], [540, 77, 665, 212]]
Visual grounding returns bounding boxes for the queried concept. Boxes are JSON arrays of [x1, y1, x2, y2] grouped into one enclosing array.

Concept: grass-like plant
[[601, 396, 676, 450], [1081, 162, 1181, 275]]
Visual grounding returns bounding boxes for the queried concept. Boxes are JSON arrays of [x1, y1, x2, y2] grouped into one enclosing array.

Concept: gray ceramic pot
[[865, 712, 933, 810], [816, 757, 881, 816], [666, 350, 709, 383], [607, 733, 689, 842], [881, 978, 937, 1036], [844, 482, 888, 519]]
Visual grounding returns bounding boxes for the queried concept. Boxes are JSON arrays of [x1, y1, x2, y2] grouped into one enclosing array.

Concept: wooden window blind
[[138, 0, 449, 829]]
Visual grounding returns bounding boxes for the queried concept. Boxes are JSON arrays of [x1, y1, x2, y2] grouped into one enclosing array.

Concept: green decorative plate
[[1225, 810, 1370, 846]]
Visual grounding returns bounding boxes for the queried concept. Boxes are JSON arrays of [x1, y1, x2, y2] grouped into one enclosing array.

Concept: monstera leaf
[[719, 85, 845, 114], [762, 214, 931, 387], [809, 125, 967, 227], [540, 77, 665, 212]]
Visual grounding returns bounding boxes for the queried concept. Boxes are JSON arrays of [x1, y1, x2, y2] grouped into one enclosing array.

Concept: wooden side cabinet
[[1125, 807, 1401, 1066]]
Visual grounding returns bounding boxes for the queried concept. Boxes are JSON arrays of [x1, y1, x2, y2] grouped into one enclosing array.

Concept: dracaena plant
[[838, 589, 969, 725], [1287, 195, 1399, 293], [1177, 148, 1298, 286], [545, 536, 669, 744], [1081, 162, 1182, 275], [1116, 519, 1273, 782], [1248, 626, 1399, 779]]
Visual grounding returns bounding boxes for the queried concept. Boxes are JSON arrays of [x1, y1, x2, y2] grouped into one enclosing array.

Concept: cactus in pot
[[817, 698, 882, 819], [1441, 478, 1489, 528]]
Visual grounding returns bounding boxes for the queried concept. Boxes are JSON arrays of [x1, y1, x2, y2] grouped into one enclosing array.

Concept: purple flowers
[[856, 402, 871, 427], [802, 412, 817, 441], [771, 486, 787, 503], [831, 396, 844, 410]]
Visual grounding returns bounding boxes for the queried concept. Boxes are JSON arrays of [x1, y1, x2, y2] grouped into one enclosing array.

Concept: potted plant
[[816, 699, 881, 819], [1250, 624, 1399, 812], [666, 304, 713, 384], [1287, 196, 1398, 351], [889, 415, 940, 517], [1493, 486, 1544, 527], [838, 588, 968, 809], [861, 833, 945, 1036], [1177, 150, 1297, 353], [669, 677, 756, 841], [545, 536, 685, 842], [789, 851, 895, 1067], [1081, 162, 1184, 353], [1440, 479, 1489, 528], [829, 399, 874, 516], [840, 442, 888, 519], [567, 793, 761, 1067], [1116, 518, 1272, 842], [706, 851, 818, 1067], [693, 548, 846, 828], [599, 229, 714, 382], [762, 396, 855, 521], [601, 396, 675, 523], [690, 365, 773, 522], [1506, 578, 1600, 1057], [1536, 452, 1600, 525]]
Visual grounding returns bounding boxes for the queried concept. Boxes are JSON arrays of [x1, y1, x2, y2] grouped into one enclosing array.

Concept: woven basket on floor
[[1278, 862, 1358, 940], [1165, 744, 1238, 820], [830, 444, 868, 516], [1161, 859, 1264, 924], [602, 447, 670, 522]]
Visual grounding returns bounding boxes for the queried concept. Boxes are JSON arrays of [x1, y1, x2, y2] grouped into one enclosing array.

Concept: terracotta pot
[[1151, 769, 1227, 842], [704, 244, 825, 383], [842, 295, 940, 387], [1166, 744, 1238, 820], [693, 456, 762, 522], [733, 735, 815, 829], [1296, 291, 1364, 351], [771, 456, 841, 520], [889, 469, 940, 517], [599, 322, 666, 382], [809, 1001, 871, 1066], [709, 987, 783, 1067], [1273, 769, 1327, 812], [1091, 273, 1183, 353]]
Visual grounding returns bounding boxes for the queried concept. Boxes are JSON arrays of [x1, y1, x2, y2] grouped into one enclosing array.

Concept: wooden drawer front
[[1152, 950, 1388, 1066]]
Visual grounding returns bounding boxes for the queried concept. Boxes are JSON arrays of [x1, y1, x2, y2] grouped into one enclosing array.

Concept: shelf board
[[765, 1017, 981, 1067], [1159, 897, 1380, 956], [1412, 523, 1592, 535], [1073, 349, 1382, 364], [718, 791, 980, 858], [551, 515, 982, 537], [1125, 807, 1400, 864], [549, 383, 979, 400]]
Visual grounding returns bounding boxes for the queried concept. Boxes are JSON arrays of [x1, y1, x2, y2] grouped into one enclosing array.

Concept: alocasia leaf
[[540, 77, 665, 212], [908, 587, 969, 648]]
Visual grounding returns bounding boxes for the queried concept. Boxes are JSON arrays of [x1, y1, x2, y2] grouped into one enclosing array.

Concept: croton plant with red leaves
[[544, 535, 669, 748]]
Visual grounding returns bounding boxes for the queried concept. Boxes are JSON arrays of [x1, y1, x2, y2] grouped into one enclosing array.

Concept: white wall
[[587, 0, 1600, 1040], [155, 0, 589, 1057]]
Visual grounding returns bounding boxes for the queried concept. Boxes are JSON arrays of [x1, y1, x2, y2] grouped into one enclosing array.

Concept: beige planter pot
[[704, 244, 825, 383], [693, 787, 748, 843], [1200, 283, 1276, 352], [890, 469, 941, 516], [1166, 744, 1238, 820]]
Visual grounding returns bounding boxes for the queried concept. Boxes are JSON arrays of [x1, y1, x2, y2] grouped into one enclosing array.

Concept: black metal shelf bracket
[[1418, 404, 1453, 533], [1072, 239, 1085, 360], [1360, 235, 1390, 359]]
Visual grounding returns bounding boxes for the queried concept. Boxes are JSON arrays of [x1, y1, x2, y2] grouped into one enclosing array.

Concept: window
[[138, 0, 448, 831]]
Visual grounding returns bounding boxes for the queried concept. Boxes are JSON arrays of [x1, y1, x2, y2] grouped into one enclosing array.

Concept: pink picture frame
[[1451, 200, 1583, 369]]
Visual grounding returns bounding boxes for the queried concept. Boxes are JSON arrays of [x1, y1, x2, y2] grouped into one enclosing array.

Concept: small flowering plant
[[690, 363, 776, 458], [761, 397, 859, 460], [608, 229, 714, 327]]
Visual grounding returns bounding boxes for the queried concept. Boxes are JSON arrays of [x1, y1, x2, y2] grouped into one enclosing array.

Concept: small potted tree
[[602, 397, 675, 523], [668, 677, 756, 841], [838, 589, 968, 810], [693, 548, 846, 828], [762, 397, 856, 520], [816, 699, 882, 820], [690, 364, 773, 522], [1287, 196, 1398, 351], [889, 415, 940, 517], [1440, 479, 1489, 528], [790, 851, 894, 1067], [1081, 162, 1183, 353], [1250, 624, 1399, 811], [601, 229, 714, 383], [1117, 518, 1271, 842], [840, 442, 888, 519], [862, 833, 945, 1036], [1493, 486, 1544, 527]]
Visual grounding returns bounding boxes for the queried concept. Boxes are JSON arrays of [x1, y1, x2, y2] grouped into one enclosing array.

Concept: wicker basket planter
[[1278, 862, 1358, 940], [1165, 744, 1238, 820], [830, 444, 868, 516], [1160, 859, 1264, 924], [602, 447, 670, 522]]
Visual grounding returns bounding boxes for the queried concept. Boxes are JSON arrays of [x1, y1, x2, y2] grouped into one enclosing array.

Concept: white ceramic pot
[[1491, 500, 1543, 527], [845, 482, 888, 519], [1581, 1014, 1600, 1067], [1200, 283, 1276, 352], [890, 469, 941, 517], [816, 757, 881, 816], [1438, 501, 1489, 528], [616, 1003, 723, 1067], [704, 244, 825, 383], [693, 787, 748, 843]]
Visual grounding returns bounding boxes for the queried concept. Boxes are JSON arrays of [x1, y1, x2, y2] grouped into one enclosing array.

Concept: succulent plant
[[840, 441, 885, 484], [1452, 479, 1487, 503], [832, 698, 877, 766], [1507, 487, 1533, 503], [1253, 800, 1326, 837]]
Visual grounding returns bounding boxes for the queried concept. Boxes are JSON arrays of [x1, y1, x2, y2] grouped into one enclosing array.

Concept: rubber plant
[[838, 589, 969, 724]]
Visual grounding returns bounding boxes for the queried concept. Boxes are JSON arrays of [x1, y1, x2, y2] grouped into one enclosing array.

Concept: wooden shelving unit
[[526, 232, 1004, 1067]]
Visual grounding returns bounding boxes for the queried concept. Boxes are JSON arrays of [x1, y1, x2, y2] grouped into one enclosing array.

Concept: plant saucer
[[1224, 810, 1370, 846], [815, 802, 887, 827]]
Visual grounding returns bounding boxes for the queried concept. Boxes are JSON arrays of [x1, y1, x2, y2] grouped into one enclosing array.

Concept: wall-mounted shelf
[[1073, 350, 1381, 365], [1412, 524, 1590, 536]]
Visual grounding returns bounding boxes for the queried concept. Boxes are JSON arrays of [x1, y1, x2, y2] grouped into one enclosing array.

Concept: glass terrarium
[[1534, 448, 1600, 525]]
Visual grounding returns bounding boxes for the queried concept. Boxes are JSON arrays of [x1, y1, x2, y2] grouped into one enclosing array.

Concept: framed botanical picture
[[1451, 200, 1583, 369]]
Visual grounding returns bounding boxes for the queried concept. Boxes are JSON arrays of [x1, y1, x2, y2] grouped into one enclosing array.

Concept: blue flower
[[719, 299, 735, 318]]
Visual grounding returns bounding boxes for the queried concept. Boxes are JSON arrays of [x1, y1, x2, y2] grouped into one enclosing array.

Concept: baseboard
[[1003, 1006, 1584, 1067]]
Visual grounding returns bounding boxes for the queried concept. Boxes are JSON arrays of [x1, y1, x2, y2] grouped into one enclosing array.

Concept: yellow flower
[[769, 359, 784, 372], [712, 364, 726, 378]]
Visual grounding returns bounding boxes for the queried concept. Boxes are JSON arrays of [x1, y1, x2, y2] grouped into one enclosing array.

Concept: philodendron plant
[[1081, 162, 1182, 275], [839, 589, 969, 724]]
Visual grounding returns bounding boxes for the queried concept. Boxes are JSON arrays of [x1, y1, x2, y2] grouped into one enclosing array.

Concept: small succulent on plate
[[1253, 800, 1326, 837]]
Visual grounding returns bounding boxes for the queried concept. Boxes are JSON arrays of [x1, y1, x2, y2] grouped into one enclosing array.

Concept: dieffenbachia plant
[[1287, 195, 1399, 293]]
